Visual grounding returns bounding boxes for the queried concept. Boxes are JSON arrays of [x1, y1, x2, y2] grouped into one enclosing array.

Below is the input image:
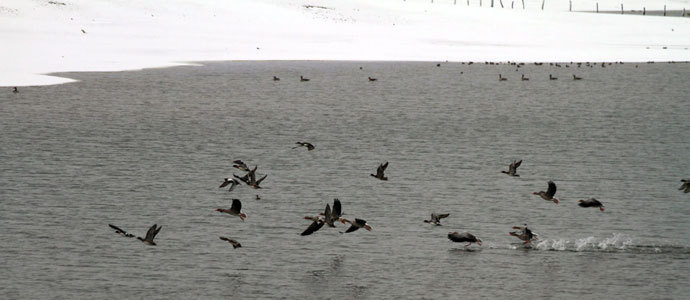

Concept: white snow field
[[1, 0, 689, 86]]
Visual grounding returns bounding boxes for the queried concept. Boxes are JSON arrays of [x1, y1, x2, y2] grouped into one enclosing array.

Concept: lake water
[[1, 61, 689, 299]]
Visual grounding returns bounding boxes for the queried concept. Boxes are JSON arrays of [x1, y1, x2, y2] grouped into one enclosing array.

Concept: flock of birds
[[104, 139, 684, 250]]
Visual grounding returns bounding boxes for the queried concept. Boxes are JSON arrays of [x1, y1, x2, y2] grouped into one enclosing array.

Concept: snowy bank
[[1, 0, 689, 86]]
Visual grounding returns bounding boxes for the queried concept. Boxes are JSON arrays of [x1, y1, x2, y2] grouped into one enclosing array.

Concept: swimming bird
[[137, 224, 162, 246], [578, 198, 605, 211], [533, 181, 559, 204], [368, 77, 377, 81], [501, 159, 522, 177], [680, 179, 690, 193], [13, 87, 18, 93], [424, 213, 450, 225], [233, 160, 249, 172], [219, 178, 241, 192], [219, 237, 242, 248], [509, 225, 534, 244], [549, 74, 558, 80], [293, 141, 315, 151], [341, 218, 372, 233], [499, 74, 507, 81], [370, 162, 389, 181], [108, 224, 135, 238], [300, 76, 310, 82], [573, 74, 583, 80], [448, 232, 482, 247], [216, 199, 247, 221], [521, 74, 529, 81], [273, 76, 280, 81]]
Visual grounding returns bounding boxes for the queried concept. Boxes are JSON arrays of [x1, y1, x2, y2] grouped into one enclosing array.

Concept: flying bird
[[370, 162, 389, 181], [233, 160, 249, 172], [578, 198, 605, 211], [533, 181, 559, 204], [219, 178, 241, 192], [368, 77, 377, 81], [680, 179, 690, 193], [137, 224, 162, 246], [509, 225, 535, 244], [448, 231, 482, 247], [247, 167, 267, 189], [216, 199, 247, 221], [219, 237, 242, 248], [325, 198, 343, 227], [341, 218, 372, 233], [501, 160, 522, 177], [424, 213, 450, 225], [293, 141, 315, 151], [108, 224, 134, 238]]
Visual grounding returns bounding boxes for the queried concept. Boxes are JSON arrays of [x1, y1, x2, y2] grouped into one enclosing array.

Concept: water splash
[[526, 233, 635, 252]]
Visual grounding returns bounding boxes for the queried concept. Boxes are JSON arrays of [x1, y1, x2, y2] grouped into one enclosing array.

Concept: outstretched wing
[[219, 178, 232, 188], [230, 199, 242, 214], [344, 224, 360, 233], [255, 174, 268, 185], [109, 224, 126, 233], [546, 181, 557, 198], [144, 224, 158, 241], [301, 220, 325, 236], [332, 199, 342, 218]]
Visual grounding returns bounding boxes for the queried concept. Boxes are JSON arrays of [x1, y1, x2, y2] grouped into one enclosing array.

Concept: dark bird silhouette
[[325, 198, 343, 227], [219, 178, 241, 192], [521, 74, 529, 81], [533, 181, 559, 204], [232, 160, 249, 172], [549, 74, 558, 80], [573, 74, 583, 80], [300, 76, 310, 82], [219, 237, 242, 248], [341, 218, 372, 233], [368, 77, 377, 81], [108, 224, 134, 238], [680, 179, 690, 193], [293, 141, 315, 151], [448, 232, 482, 247], [300, 218, 325, 236], [13, 87, 19, 93], [233, 172, 250, 185], [216, 199, 247, 221], [501, 159, 522, 177], [273, 76, 280, 81], [509, 225, 535, 244], [370, 162, 389, 181], [247, 166, 267, 189], [137, 224, 162, 246], [578, 198, 605, 211], [424, 213, 450, 225], [499, 74, 507, 81]]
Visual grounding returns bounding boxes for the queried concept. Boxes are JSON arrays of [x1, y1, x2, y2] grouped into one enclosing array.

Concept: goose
[[219, 237, 242, 248], [424, 213, 450, 225], [549, 74, 558, 80], [216, 199, 247, 221], [324, 198, 343, 227], [247, 167, 267, 189], [448, 232, 482, 247], [368, 77, 377, 81], [219, 178, 241, 192], [509, 225, 535, 244], [501, 159, 522, 177], [578, 198, 605, 211], [300, 218, 325, 236], [233, 172, 250, 185], [521, 74, 529, 81], [533, 181, 559, 204], [573, 74, 583, 80], [499, 74, 507, 81], [273, 76, 280, 81], [300, 76, 310, 82], [341, 218, 372, 233], [293, 141, 315, 151], [232, 160, 249, 172], [680, 179, 690, 193], [137, 224, 162, 246], [108, 224, 134, 238], [370, 162, 389, 181]]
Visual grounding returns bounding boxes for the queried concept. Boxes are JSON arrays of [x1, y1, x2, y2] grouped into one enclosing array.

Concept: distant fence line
[[405, 0, 689, 16]]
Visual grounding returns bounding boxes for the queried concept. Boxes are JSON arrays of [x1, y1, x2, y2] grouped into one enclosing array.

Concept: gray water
[[1, 61, 689, 299]]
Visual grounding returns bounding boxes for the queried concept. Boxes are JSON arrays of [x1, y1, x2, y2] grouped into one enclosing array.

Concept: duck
[[501, 159, 522, 177], [137, 224, 162, 246], [573, 74, 583, 80], [216, 198, 247, 221], [341, 218, 372, 233], [273, 76, 280, 81], [509, 225, 535, 244], [370, 162, 389, 181], [219, 237, 242, 248], [368, 77, 377, 81], [424, 213, 450, 225], [533, 181, 559, 204], [300, 76, 310, 82], [521, 74, 529, 81], [108, 224, 135, 238], [232, 160, 249, 172], [499, 74, 507, 81], [293, 141, 315, 151], [680, 179, 690, 193], [447, 232, 482, 247], [549, 74, 558, 80], [219, 178, 241, 192], [578, 198, 605, 211]]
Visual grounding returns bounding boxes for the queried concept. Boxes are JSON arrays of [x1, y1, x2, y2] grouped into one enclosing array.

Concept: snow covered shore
[[1, 0, 689, 86]]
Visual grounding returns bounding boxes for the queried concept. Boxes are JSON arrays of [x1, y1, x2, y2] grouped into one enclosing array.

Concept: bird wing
[[381, 162, 389, 171], [546, 181, 557, 198], [448, 232, 466, 242], [437, 213, 450, 219], [144, 224, 158, 241], [255, 174, 268, 185], [324, 204, 333, 226], [234, 174, 249, 184], [332, 199, 342, 217], [231, 199, 242, 214], [220, 236, 230, 242], [109, 224, 127, 234], [301, 220, 325, 236], [248, 167, 257, 184], [344, 224, 360, 233], [306, 143, 315, 150], [219, 178, 231, 188]]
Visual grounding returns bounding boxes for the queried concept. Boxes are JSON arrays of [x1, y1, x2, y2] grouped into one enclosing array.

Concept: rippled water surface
[[1, 61, 689, 299]]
